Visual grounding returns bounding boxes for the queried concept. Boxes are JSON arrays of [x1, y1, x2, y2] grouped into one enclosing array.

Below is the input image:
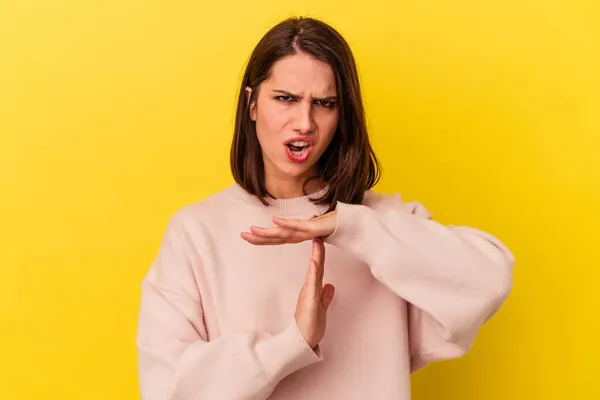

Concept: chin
[[278, 161, 314, 178]]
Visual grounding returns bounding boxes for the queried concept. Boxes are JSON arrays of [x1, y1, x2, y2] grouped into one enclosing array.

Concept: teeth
[[290, 147, 308, 156], [289, 141, 309, 147]]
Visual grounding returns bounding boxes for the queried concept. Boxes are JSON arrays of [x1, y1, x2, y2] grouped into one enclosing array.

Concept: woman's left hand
[[241, 211, 338, 245]]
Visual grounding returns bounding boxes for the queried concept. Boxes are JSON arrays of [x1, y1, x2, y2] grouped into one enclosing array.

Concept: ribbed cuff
[[255, 319, 322, 388]]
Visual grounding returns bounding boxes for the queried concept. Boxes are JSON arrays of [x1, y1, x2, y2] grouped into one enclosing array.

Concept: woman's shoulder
[[165, 185, 242, 230], [362, 189, 432, 219]]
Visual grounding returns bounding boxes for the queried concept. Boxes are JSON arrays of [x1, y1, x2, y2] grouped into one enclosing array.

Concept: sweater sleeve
[[136, 217, 321, 400], [325, 198, 514, 373]]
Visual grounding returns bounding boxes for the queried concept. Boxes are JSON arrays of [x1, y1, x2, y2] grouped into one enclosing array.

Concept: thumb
[[321, 284, 335, 311]]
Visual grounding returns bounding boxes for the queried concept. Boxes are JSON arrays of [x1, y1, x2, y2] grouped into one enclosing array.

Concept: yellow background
[[1, 0, 598, 399]]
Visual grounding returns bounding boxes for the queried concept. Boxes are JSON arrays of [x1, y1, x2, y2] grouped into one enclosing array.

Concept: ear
[[245, 87, 257, 121]]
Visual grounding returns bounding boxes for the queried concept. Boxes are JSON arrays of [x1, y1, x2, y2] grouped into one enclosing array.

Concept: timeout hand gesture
[[241, 211, 337, 246]]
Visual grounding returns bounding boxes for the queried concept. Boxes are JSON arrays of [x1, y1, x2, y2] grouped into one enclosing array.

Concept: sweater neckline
[[227, 183, 330, 216]]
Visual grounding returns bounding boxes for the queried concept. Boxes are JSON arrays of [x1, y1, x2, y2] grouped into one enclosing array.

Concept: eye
[[315, 100, 336, 108], [275, 95, 296, 103]]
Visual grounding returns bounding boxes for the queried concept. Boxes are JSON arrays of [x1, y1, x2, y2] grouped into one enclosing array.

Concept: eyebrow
[[273, 89, 337, 102]]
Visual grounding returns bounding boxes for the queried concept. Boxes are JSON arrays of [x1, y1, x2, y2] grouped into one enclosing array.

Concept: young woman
[[136, 17, 514, 400]]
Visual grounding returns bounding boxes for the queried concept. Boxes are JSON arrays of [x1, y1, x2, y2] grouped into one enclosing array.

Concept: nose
[[293, 101, 315, 135]]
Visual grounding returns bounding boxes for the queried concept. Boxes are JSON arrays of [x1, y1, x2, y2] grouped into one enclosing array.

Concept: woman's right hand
[[294, 237, 335, 349]]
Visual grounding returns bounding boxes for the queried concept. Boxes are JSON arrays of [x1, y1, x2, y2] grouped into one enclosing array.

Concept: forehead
[[265, 53, 337, 96]]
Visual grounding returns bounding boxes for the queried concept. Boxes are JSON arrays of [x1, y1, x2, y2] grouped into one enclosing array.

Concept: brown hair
[[230, 17, 380, 212]]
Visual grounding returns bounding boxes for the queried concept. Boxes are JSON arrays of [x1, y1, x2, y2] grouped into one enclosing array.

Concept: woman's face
[[248, 53, 339, 183]]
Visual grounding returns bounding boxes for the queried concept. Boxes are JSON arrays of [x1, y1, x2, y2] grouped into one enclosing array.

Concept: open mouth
[[285, 140, 313, 163], [287, 141, 311, 156]]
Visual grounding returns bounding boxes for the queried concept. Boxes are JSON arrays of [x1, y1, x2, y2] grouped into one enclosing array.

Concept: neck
[[264, 170, 324, 199]]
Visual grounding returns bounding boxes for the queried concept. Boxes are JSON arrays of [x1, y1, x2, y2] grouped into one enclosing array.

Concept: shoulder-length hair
[[230, 17, 380, 212]]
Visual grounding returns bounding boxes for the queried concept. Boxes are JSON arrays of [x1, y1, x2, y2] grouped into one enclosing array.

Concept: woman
[[136, 17, 514, 400]]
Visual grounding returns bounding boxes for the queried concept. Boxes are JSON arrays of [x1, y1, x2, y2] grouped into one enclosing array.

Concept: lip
[[285, 144, 313, 163], [284, 136, 315, 163]]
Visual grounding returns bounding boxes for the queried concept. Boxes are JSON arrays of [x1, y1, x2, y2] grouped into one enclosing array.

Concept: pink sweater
[[136, 184, 514, 399]]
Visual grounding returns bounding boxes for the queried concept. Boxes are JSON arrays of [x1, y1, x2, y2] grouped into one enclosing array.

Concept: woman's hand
[[241, 211, 337, 245], [294, 237, 335, 349]]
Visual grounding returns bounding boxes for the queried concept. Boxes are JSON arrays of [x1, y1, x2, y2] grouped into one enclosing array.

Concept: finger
[[240, 232, 285, 245], [311, 238, 325, 281], [321, 284, 335, 311], [273, 216, 311, 231], [305, 259, 319, 299], [249, 225, 308, 242], [249, 226, 289, 239], [249, 227, 312, 244]]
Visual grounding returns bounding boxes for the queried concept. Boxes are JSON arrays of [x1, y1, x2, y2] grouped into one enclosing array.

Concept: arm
[[325, 199, 514, 372], [136, 218, 321, 400]]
